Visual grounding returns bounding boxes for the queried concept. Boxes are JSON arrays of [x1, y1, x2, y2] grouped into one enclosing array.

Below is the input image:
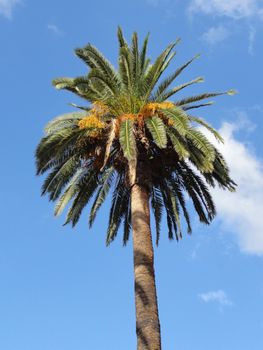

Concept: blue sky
[[0, 0, 263, 349]]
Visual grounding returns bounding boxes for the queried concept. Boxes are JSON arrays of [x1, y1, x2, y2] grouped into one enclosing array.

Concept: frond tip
[[227, 89, 238, 95]]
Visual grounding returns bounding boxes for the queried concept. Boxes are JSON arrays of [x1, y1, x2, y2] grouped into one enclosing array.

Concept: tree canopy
[[36, 27, 236, 245]]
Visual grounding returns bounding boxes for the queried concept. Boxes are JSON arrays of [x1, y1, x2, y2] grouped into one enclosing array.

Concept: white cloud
[[199, 290, 232, 306], [188, 0, 263, 20], [201, 25, 229, 45], [190, 243, 201, 260], [47, 24, 63, 36], [201, 119, 263, 255], [0, 0, 21, 19]]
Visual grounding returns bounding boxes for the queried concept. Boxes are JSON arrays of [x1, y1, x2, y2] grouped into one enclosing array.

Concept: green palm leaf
[[139, 32, 150, 72], [100, 119, 118, 171], [151, 187, 163, 245], [89, 167, 115, 227], [106, 173, 129, 245], [117, 26, 128, 48], [188, 116, 224, 143], [119, 119, 137, 160], [54, 168, 85, 216], [166, 128, 189, 159], [153, 53, 199, 101], [186, 128, 215, 163], [142, 42, 177, 100], [41, 155, 80, 200], [162, 107, 189, 136], [131, 32, 140, 84], [88, 68, 118, 96], [176, 90, 235, 107], [119, 46, 133, 91], [169, 178, 192, 234], [75, 43, 118, 84], [36, 128, 79, 174], [123, 199, 131, 246], [64, 169, 99, 226], [161, 77, 204, 101], [44, 112, 85, 134], [145, 116, 167, 148], [183, 101, 214, 111], [159, 180, 178, 240]]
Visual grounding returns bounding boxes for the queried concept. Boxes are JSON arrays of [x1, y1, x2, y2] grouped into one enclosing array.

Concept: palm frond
[[106, 173, 129, 245], [205, 149, 237, 191], [123, 198, 131, 246], [131, 31, 140, 85], [176, 91, 232, 107], [52, 77, 95, 100], [35, 128, 85, 175], [169, 177, 192, 233], [44, 112, 85, 134], [188, 144, 215, 173], [54, 167, 86, 216], [73, 76, 104, 100], [88, 68, 117, 96], [145, 116, 167, 148], [166, 128, 189, 159], [167, 189, 182, 240], [159, 180, 178, 240], [118, 46, 133, 91], [89, 167, 115, 227], [183, 101, 214, 111], [75, 44, 118, 84], [188, 116, 224, 143], [64, 168, 99, 226], [162, 107, 190, 136], [177, 162, 216, 223], [141, 42, 177, 100], [153, 53, 199, 101], [161, 77, 204, 101], [151, 186, 163, 245], [52, 77, 76, 90], [68, 103, 91, 112], [100, 119, 118, 171], [117, 26, 128, 48], [41, 155, 80, 200], [186, 128, 215, 163], [139, 32, 150, 73], [119, 119, 137, 160]]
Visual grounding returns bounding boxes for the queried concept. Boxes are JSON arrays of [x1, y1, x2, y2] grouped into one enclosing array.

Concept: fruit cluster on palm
[[36, 28, 236, 350]]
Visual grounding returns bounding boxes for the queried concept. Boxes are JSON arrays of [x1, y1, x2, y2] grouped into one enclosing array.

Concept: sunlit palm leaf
[[119, 119, 137, 160], [145, 116, 167, 148]]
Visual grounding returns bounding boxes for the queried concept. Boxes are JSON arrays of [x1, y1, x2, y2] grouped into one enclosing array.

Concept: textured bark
[[130, 165, 161, 350]]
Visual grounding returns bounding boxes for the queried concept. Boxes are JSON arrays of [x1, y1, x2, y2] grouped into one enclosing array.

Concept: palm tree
[[35, 28, 236, 350]]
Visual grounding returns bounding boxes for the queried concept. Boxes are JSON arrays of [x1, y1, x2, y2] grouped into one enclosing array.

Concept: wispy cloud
[[248, 26, 256, 55], [190, 242, 201, 260], [188, 0, 263, 20], [0, 0, 21, 19], [188, 1, 262, 55], [199, 290, 233, 306], [47, 24, 63, 36], [201, 117, 263, 256], [201, 25, 229, 45]]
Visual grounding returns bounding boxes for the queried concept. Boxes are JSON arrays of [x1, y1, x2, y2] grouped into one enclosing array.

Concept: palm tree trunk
[[130, 169, 162, 350]]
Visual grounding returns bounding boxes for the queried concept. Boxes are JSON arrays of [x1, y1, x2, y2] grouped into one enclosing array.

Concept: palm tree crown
[[36, 27, 236, 245]]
